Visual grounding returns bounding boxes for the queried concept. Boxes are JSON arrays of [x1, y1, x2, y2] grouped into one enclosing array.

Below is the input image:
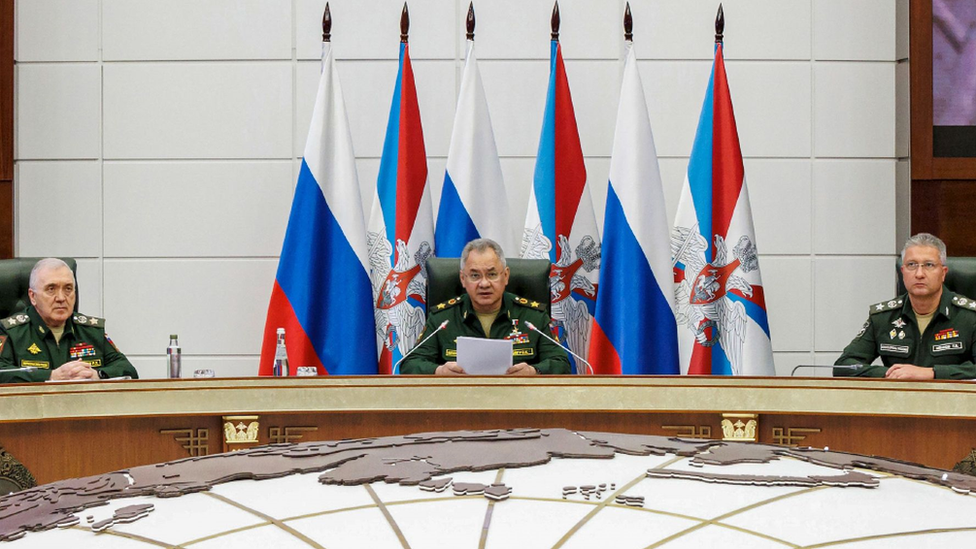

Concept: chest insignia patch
[[898, 331, 905, 340], [892, 318, 906, 328], [933, 341, 964, 354], [935, 328, 959, 341], [889, 329, 897, 339], [70, 342, 96, 359], [21, 360, 49, 369], [880, 343, 910, 355], [27, 343, 41, 355]]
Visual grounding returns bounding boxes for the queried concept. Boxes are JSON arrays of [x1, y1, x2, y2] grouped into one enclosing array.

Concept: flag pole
[[322, 2, 331, 42], [715, 3, 724, 43], [551, 1, 560, 41], [401, 2, 410, 43], [623, 2, 632, 42], [466, 1, 475, 40]]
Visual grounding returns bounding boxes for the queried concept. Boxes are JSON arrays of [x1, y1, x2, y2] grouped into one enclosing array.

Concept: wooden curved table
[[1, 376, 974, 484]]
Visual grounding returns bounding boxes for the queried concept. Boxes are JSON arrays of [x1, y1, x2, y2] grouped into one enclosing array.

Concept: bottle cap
[[170, 334, 178, 339], [276, 328, 285, 335]]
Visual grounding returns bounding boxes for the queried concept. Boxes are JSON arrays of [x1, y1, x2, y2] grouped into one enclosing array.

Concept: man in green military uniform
[[835, 233, 976, 379], [401, 239, 570, 375], [0, 258, 138, 383]]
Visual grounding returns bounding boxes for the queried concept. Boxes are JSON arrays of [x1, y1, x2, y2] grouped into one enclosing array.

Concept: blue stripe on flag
[[597, 185, 679, 374], [434, 171, 480, 256], [712, 341, 733, 376], [727, 291, 771, 338], [277, 160, 376, 374], [532, 41, 559, 263], [687, 67, 716, 263], [376, 43, 406, 262]]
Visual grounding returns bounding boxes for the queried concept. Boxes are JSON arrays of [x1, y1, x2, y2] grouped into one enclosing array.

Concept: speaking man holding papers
[[400, 239, 570, 376]]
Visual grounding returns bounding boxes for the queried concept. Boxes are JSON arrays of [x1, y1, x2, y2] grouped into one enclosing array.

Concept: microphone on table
[[791, 364, 864, 377], [524, 321, 594, 375], [393, 320, 450, 375], [2, 367, 36, 373]]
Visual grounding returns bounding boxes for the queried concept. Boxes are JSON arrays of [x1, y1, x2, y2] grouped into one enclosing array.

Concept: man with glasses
[[400, 239, 570, 375], [0, 258, 137, 382], [835, 233, 976, 379]]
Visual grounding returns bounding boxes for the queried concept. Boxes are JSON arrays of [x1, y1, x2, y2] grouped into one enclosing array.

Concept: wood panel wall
[[910, 0, 976, 253]]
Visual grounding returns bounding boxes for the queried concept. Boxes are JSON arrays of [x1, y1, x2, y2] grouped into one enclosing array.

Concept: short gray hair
[[901, 233, 947, 264], [29, 258, 74, 291], [460, 238, 507, 270]]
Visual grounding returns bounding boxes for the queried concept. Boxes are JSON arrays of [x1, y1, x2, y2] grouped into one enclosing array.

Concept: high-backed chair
[[896, 257, 976, 299], [425, 257, 552, 316], [0, 257, 79, 319]]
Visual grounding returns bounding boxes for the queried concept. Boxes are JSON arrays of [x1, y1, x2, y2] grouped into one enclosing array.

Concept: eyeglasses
[[903, 261, 942, 272], [464, 271, 501, 283]]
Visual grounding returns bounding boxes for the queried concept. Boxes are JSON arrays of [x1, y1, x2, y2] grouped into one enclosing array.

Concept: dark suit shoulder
[[951, 294, 976, 313], [509, 295, 547, 312], [1, 312, 31, 331], [869, 297, 905, 315], [72, 313, 105, 329]]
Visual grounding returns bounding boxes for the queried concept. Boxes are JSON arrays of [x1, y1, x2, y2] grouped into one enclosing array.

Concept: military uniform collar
[[900, 286, 954, 321], [459, 292, 514, 323], [25, 305, 75, 339]]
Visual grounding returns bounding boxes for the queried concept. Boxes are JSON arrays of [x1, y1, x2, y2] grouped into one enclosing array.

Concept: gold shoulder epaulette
[[869, 298, 904, 315], [512, 296, 547, 311], [952, 295, 976, 311], [1, 313, 30, 329], [431, 296, 464, 313], [72, 313, 105, 328]]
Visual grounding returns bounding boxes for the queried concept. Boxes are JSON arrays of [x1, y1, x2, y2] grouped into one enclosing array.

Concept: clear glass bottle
[[273, 328, 289, 377]]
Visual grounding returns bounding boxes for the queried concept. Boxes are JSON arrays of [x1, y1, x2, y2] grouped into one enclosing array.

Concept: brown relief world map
[[2, 428, 975, 542]]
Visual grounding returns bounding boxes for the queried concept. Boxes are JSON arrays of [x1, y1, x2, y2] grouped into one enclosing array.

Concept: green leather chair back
[[0, 257, 79, 319], [896, 257, 976, 299], [426, 257, 552, 316]]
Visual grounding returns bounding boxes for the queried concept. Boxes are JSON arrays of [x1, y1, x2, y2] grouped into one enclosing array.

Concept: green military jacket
[[0, 306, 138, 383], [834, 288, 976, 379], [400, 292, 571, 375]]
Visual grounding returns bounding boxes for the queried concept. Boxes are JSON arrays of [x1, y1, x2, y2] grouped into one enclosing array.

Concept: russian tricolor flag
[[671, 40, 775, 376], [259, 42, 376, 375], [367, 41, 434, 375], [589, 42, 679, 375], [521, 38, 601, 373], [435, 39, 512, 256]]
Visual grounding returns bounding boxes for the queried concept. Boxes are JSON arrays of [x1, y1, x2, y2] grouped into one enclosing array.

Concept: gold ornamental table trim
[[1, 376, 975, 422]]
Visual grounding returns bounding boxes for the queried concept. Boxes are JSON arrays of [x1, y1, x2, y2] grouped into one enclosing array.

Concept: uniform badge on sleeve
[[106, 335, 121, 352], [0, 335, 6, 354]]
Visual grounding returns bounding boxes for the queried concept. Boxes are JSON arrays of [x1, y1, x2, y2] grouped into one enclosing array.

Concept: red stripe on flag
[[588, 320, 622, 374], [687, 340, 711, 375], [395, 44, 428, 259], [710, 42, 744, 245], [259, 282, 328, 376], [552, 43, 586, 246], [729, 285, 766, 309]]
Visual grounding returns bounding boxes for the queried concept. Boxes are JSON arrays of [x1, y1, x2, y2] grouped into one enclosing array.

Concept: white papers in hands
[[456, 337, 512, 375]]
